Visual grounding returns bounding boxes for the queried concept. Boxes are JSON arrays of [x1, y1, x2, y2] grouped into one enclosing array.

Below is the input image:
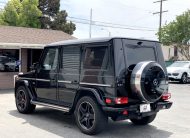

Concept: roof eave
[[0, 42, 45, 49]]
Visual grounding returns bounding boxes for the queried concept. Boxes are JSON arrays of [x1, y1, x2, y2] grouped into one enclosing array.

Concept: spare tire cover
[[130, 61, 168, 103]]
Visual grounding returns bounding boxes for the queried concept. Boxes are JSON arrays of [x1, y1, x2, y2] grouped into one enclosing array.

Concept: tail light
[[115, 97, 128, 104], [162, 93, 171, 100], [105, 98, 112, 104], [122, 110, 128, 115], [105, 97, 128, 104]]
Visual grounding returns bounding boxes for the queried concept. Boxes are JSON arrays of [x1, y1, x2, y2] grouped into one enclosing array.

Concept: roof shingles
[[0, 26, 76, 45]]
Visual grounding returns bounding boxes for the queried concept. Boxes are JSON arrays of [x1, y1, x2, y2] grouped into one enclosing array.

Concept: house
[[0, 26, 75, 89], [162, 45, 190, 61]]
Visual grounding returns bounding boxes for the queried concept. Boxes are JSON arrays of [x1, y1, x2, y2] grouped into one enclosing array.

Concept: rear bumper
[[102, 101, 172, 120]]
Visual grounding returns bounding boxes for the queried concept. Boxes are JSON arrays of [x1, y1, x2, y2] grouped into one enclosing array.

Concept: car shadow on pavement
[[9, 108, 173, 138]]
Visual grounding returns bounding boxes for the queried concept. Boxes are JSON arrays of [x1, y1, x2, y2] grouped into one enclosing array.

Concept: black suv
[[14, 37, 172, 135]]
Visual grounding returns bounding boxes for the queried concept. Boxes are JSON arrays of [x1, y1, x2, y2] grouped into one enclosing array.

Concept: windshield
[[169, 62, 189, 67]]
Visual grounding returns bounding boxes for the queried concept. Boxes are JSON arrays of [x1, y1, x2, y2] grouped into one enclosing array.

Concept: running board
[[31, 100, 70, 112]]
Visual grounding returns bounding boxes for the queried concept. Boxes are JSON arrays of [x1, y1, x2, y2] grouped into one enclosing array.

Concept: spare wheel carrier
[[130, 61, 168, 103]]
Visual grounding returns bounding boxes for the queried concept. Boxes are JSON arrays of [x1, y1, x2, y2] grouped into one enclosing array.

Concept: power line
[[67, 16, 157, 30], [68, 19, 157, 32]]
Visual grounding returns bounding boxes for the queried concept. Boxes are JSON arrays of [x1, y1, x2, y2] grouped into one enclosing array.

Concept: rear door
[[58, 45, 81, 107]]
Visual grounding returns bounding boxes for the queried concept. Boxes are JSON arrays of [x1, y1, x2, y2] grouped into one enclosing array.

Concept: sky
[[0, 0, 189, 40], [60, 0, 190, 40]]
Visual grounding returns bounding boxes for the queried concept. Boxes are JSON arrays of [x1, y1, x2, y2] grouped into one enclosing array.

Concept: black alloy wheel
[[16, 89, 27, 111], [15, 86, 36, 114], [78, 102, 95, 130], [74, 96, 108, 135]]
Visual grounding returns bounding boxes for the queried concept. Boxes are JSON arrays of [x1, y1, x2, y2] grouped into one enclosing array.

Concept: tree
[[159, 10, 190, 60], [0, 0, 21, 26], [51, 10, 76, 35], [38, 0, 60, 28], [19, 0, 42, 28], [38, 0, 76, 35], [0, 0, 42, 28]]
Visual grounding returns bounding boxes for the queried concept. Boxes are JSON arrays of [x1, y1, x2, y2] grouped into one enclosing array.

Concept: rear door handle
[[51, 79, 56, 82], [72, 80, 78, 84]]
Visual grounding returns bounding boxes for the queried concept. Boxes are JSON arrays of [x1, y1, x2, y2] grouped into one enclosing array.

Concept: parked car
[[14, 37, 172, 135], [5, 58, 19, 72], [167, 61, 190, 84]]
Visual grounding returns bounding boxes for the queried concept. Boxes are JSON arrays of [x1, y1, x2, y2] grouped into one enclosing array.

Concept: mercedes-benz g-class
[[14, 37, 172, 135]]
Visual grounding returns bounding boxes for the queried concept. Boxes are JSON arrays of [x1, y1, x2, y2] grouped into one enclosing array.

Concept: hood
[[167, 67, 185, 73]]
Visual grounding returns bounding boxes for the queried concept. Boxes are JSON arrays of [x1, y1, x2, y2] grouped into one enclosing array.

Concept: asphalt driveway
[[0, 83, 190, 138]]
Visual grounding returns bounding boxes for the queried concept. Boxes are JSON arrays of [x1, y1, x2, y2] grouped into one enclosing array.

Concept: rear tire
[[180, 73, 187, 84], [74, 96, 108, 135], [130, 114, 156, 125], [15, 86, 36, 114]]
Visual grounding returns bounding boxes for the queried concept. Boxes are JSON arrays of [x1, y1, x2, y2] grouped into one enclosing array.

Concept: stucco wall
[[0, 72, 17, 89], [161, 46, 174, 61]]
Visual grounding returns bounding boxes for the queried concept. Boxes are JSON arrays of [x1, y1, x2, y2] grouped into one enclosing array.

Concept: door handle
[[72, 80, 78, 84], [51, 79, 56, 82]]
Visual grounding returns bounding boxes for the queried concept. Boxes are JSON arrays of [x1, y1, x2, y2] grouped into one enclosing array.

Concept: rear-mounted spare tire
[[130, 61, 168, 103]]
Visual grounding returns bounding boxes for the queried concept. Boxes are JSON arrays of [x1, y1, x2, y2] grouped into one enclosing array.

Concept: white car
[[167, 61, 190, 84]]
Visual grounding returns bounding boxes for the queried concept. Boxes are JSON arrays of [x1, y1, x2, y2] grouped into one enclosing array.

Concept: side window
[[41, 48, 59, 70], [83, 46, 108, 70], [62, 46, 80, 70]]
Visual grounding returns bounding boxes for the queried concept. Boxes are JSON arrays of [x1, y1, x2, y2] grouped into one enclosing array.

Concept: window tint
[[62, 46, 80, 70], [42, 48, 58, 70], [125, 45, 156, 67], [83, 46, 108, 70]]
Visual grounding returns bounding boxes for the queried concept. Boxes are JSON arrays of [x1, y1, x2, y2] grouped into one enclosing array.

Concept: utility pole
[[153, 0, 168, 41], [101, 28, 111, 37], [89, 8, 92, 38]]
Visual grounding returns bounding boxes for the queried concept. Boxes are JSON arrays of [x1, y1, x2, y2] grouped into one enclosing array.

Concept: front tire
[[74, 96, 108, 135], [180, 73, 187, 84], [15, 86, 36, 114], [130, 114, 156, 125]]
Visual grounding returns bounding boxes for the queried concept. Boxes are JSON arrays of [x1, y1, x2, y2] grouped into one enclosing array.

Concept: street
[[0, 83, 190, 138]]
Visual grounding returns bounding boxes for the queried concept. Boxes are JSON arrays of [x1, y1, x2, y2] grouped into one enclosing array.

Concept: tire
[[180, 73, 187, 84], [131, 61, 167, 103], [130, 114, 156, 125], [74, 96, 108, 135], [15, 86, 36, 114]]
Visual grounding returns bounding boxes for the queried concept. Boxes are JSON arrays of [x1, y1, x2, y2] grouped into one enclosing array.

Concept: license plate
[[140, 104, 151, 113]]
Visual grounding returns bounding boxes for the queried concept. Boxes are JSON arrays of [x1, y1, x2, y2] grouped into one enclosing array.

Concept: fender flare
[[15, 80, 34, 99], [73, 87, 106, 107]]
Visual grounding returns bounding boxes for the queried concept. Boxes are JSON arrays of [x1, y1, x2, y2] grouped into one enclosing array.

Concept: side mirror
[[30, 62, 39, 71]]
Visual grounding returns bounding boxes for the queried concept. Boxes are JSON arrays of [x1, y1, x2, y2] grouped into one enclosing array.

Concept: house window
[[0, 49, 19, 72]]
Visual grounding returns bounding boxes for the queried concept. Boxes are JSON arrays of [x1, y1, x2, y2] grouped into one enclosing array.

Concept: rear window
[[125, 45, 156, 67]]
